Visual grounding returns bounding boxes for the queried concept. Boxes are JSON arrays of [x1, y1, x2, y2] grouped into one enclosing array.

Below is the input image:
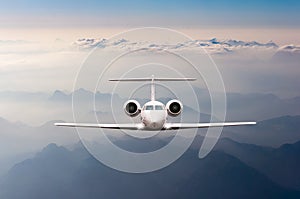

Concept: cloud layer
[[0, 37, 299, 100], [72, 38, 280, 54]]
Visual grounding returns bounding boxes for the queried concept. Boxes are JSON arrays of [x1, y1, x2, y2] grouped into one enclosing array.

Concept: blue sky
[[1, 0, 300, 27]]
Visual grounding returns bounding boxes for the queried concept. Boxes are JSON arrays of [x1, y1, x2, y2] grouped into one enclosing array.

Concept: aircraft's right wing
[[54, 123, 143, 130], [163, 122, 256, 130]]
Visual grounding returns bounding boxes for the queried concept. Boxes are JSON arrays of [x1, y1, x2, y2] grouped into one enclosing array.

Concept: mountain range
[[215, 138, 300, 191], [0, 104, 300, 176], [223, 115, 300, 147], [1, 137, 300, 199], [1, 111, 300, 198], [1, 88, 300, 125]]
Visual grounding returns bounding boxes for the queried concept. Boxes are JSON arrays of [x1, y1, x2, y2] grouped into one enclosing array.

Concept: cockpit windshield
[[145, 105, 154, 110], [155, 105, 163, 110], [144, 105, 164, 110]]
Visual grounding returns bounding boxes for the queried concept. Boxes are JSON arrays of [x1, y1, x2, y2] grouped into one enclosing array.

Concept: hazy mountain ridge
[[0, 117, 79, 176], [1, 141, 300, 199], [215, 138, 300, 191], [1, 88, 300, 124], [1, 114, 300, 198], [223, 115, 300, 147], [0, 113, 300, 176]]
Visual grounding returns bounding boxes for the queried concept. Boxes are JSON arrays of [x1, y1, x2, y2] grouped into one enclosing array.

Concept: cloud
[[0, 37, 287, 57], [272, 44, 300, 63], [72, 37, 279, 54], [0, 36, 299, 99], [277, 44, 300, 53]]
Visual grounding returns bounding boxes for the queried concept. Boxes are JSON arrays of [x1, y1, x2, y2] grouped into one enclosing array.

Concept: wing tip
[[54, 123, 62, 126], [54, 122, 71, 126]]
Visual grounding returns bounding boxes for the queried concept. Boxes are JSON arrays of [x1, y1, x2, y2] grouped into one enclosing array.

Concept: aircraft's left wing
[[54, 123, 143, 130], [163, 122, 256, 130]]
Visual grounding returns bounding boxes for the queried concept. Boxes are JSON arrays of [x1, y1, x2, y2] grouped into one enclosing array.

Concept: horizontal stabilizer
[[109, 77, 196, 82]]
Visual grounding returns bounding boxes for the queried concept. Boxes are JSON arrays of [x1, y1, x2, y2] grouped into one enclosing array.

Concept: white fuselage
[[140, 101, 167, 130]]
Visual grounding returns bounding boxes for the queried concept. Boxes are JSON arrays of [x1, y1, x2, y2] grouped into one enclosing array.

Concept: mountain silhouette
[[1, 141, 299, 199], [223, 115, 300, 147], [216, 137, 300, 191]]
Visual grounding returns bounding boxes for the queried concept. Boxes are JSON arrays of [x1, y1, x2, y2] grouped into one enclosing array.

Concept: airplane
[[55, 76, 256, 130]]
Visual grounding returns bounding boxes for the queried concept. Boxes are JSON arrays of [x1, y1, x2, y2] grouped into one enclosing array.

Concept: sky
[[1, 0, 300, 28], [1, 0, 300, 43]]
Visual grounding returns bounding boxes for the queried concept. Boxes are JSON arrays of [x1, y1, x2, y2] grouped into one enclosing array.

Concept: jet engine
[[123, 100, 141, 117], [166, 99, 183, 117]]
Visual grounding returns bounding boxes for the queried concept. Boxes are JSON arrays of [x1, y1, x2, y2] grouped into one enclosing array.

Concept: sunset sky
[[0, 0, 299, 44]]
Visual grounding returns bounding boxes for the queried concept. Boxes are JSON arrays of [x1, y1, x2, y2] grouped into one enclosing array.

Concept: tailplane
[[109, 75, 196, 101]]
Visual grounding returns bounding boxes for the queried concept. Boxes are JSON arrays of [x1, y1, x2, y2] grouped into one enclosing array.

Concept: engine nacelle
[[123, 100, 141, 117], [166, 99, 183, 117]]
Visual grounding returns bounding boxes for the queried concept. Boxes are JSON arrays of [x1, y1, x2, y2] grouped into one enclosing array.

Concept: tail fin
[[109, 75, 196, 101]]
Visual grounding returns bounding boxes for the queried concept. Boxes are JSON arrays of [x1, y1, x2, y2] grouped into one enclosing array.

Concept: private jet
[[55, 76, 256, 130]]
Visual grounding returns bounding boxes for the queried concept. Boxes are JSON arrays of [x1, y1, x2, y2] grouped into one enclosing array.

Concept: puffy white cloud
[[72, 37, 279, 54]]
